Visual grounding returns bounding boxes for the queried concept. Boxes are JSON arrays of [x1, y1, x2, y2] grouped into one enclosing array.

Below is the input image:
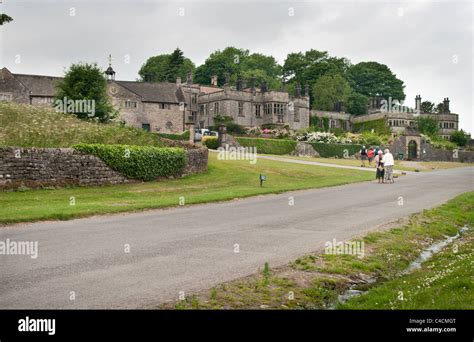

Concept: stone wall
[[0, 147, 128, 190], [0, 146, 209, 190], [388, 135, 474, 163]]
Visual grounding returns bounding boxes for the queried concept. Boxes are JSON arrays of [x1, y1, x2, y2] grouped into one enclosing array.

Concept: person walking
[[374, 150, 384, 183], [367, 147, 375, 166], [360, 145, 368, 167], [382, 148, 395, 183]]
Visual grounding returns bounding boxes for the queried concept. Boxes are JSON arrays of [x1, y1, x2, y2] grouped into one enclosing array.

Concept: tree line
[[138, 47, 406, 115]]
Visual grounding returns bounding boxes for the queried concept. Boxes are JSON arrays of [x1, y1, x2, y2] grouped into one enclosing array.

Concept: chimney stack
[[187, 71, 193, 85], [295, 83, 301, 98], [443, 97, 450, 113], [415, 95, 421, 113], [304, 84, 309, 97], [211, 75, 218, 87], [176, 77, 181, 86]]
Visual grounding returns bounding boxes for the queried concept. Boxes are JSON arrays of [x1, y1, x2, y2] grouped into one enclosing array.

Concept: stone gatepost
[[186, 123, 195, 145], [218, 124, 227, 148]]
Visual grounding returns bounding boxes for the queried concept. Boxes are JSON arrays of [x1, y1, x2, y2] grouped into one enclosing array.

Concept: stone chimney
[[304, 84, 309, 97], [176, 77, 181, 86], [186, 71, 193, 85], [295, 83, 301, 98], [415, 95, 421, 113], [443, 97, 450, 113], [236, 78, 242, 91], [250, 77, 256, 95], [260, 81, 268, 93], [211, 75, 218, 87]]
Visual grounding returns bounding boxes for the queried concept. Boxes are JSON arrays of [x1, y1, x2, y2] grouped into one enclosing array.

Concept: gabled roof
[[116, 81, 183, 104], [12, 73, 63, 96]]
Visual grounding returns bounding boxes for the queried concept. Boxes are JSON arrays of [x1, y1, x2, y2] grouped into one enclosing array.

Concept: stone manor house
[[0, 65, 459, 139], [0, 66, 310, 133]]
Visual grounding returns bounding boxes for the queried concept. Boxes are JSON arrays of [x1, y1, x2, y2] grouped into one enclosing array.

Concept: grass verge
[[161, 192, 473, 309], [0, 153, 373, 224]]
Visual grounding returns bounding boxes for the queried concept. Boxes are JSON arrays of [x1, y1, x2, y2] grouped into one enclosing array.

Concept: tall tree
[[346, 92, 368, 115], [194, 47, 282, 88], [139, 48, 195, 83], [55, 63, 115, 123], [347, 61, 405, 101], [420, 100, 436, 113], [282, 49, 350, 103], [312, 74, 351, 111], [0, 13, 13, 25]]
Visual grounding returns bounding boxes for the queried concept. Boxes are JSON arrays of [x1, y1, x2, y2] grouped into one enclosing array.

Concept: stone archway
[[408, 140, 418, 159]]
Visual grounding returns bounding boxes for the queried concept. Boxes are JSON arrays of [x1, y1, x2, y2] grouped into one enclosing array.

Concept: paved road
[[0, 167, 472, 309], [254, 154, 407, 173]]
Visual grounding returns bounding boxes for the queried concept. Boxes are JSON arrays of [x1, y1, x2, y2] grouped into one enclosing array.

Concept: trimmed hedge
[[157, 131, 190, 141], [236, 137, 297, 155], [73, 144, 186, 181], [202, 136, 219, 149], [310, 142, 362, 158], [353, 119, 390, 135]]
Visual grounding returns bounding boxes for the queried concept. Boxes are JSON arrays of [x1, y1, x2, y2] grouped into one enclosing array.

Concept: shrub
[[451, 130, 469, 147], [310, 143, 362, 158], [236, 137, 297, 155], [73, 144, 186, 181], [157, 130, 190, 141], [352, 119, 391, 135], [202, 136, 218, 149]]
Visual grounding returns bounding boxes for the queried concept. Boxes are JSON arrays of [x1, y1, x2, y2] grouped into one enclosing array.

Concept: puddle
[[328, 225, 469, 309]]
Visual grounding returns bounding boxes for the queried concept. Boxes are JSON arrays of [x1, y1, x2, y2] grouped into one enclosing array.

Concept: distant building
[[310, 95, 459, 140], [0, 66, 310, 133]]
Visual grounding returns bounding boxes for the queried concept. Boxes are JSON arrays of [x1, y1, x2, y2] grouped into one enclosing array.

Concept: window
[[330, 120, 336, 128], [159, 103, 170, 110], [0, 93, 13, 101], [213, 102, 219, 115], [255, 105, 261, 118], [141, 123, 150, 132], [192, 94, 197, 104], [200, 105, 205, 115], [238, 102, 244, 116], [125, 100, 137, 109]]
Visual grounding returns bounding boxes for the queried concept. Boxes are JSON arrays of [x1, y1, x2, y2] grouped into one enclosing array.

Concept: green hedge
[[310, 142, 362, 158], [236, 137, 297, 155], [157, 131, 190, 141], [73, 144, 186, 181], [202, 137, 219, 149], [352, 119, 390, 135]]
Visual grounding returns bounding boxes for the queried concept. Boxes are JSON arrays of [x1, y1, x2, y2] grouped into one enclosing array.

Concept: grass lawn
[[263, 154, 473, 172], [162, 192, 473, 310], [0, 153, 374, 224]]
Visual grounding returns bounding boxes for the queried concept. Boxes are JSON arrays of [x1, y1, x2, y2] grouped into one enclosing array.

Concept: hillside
[[0, 102, 163, 147]]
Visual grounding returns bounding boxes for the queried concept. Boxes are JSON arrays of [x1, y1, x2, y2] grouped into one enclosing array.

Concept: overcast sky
[[1, 0, 472, 132]]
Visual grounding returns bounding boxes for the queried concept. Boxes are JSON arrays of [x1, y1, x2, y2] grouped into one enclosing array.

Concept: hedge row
[[157, 130, 190, 141], [310, 142, 362, 158], [73, 144, 186, 181], [236, 137, 297, 155], [202, 136, 219, 149]]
